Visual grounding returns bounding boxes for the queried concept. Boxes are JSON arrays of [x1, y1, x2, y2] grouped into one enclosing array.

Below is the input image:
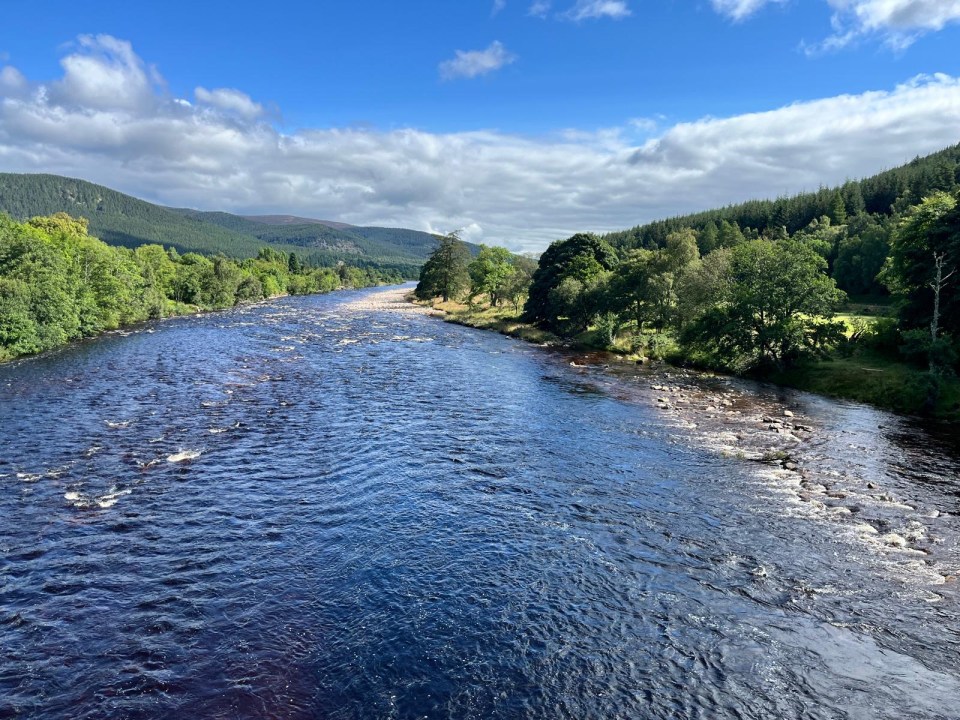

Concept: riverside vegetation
[[416, 145, 960, 420], [0, 212, 401, 362]]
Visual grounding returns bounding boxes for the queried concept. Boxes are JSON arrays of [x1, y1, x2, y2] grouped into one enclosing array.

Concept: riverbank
[[407, 290, 958, 585], [0, 282, 399, 365], [417, 296, 960, 422]]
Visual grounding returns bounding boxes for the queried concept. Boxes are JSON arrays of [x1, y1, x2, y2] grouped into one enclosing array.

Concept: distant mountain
[[0, 173, 455, 277], [241, 214, 355, 230]]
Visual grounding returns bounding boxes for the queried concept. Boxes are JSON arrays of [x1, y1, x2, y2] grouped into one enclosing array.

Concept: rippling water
[[2, 285, 960, 719]]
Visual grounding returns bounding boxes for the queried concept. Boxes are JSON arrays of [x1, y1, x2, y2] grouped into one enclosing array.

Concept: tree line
[[0, 212, 400, 361], [603, 143, 960, 302], [416, 186, 959, 407]]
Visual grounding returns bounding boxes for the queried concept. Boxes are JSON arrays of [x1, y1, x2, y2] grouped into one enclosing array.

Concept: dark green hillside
[[168, 209, 368, 254], [242, 214, 354, 229], [170, 208, 447, 262], [0, 173, 266, 256], [0, 173, 460, 277], [605, 143, 960, 252]]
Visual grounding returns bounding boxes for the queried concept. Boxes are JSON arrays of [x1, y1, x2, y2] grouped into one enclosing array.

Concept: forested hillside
[[604, 143, 960, 298], [0, 174, 451, 278]]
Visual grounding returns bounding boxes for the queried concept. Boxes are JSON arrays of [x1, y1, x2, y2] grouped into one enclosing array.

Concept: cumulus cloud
[[563, 0, 631, 21], [2, 38, 960, 253], [195, 86, 264, 118], [48, 34, 158, 111], [0, 66, 28, 97], [709, 0, 785, 22], [439, 41, 516, 80]]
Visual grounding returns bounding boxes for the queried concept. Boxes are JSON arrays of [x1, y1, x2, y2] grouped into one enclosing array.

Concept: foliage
[[601, 142, 960, 300], [415, 233, 471, 302], [683, 240, 846, 369], [884, 191, 959, 336], [467, 245, 516, 306], [524, 233, 618, 332], [0, 212, 391, 361]]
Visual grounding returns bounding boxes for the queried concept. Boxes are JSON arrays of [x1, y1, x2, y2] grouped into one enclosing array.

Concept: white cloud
[[563, 0, 631, 21], [195, 87, 264, 119], [820, 0, 960, 49], [3, 38, 960, 253], [492, 0, 507, 15], [0, 66, 28, 97], [439, 41, 516, 80], [49, 34, 157, 111], [528, 0, 551, 17], [709, 0, 960, 48], [710, 0, 785, 22]]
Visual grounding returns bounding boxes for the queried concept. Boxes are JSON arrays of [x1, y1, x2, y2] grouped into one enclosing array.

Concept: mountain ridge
[[0, 173, 453, 278]]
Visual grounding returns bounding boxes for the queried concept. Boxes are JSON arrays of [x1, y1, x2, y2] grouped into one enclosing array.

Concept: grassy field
[[770, 350, 960, 420]]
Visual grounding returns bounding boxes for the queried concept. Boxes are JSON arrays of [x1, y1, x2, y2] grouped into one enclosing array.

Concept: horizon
[[1, 0, 960, 252]]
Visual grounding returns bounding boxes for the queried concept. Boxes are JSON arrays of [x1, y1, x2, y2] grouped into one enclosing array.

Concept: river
[[2, 284, 959, 719]]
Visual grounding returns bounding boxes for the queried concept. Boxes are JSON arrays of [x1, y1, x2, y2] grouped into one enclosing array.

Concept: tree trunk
[[929, 252, 956, 375]]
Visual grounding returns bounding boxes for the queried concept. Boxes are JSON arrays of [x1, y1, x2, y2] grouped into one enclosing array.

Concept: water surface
[[2, 285, 959, 719]]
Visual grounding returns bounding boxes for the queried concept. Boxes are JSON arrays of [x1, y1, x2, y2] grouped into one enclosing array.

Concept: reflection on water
[[1, 285, 959, 719]]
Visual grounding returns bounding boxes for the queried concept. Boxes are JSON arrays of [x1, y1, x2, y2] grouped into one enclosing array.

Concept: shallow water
[[2, 285, 959, 719]]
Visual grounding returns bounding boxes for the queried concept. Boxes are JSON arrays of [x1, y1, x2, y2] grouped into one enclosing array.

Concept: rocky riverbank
[[400, 289, 958, 593], [567, 359, 957, 594]]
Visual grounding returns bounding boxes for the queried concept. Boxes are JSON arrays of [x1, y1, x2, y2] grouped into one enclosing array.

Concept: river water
[[2, 285, 959, 719]]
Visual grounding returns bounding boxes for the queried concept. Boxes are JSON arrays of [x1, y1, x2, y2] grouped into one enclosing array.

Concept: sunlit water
[[2, 285, 959, 719]]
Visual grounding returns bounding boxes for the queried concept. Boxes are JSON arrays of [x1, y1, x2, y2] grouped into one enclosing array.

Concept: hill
[[604, 143, 960, 252], [0, 173, 452, 277], [241, 214, 355, 229]]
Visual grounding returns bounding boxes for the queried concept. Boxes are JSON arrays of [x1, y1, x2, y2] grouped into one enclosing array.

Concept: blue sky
[[2, 0, 960, 251]]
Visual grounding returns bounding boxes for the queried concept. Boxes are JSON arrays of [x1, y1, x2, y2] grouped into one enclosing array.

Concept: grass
[[769, 349, 960, 421], [426, 298, 561, 345]]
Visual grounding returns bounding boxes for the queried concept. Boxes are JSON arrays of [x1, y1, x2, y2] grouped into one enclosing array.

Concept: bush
[[859, 316, 901, 354]]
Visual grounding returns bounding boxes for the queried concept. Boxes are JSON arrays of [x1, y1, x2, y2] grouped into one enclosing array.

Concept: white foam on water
[[97, 488, 132, 508], [167, 449, 202, 463], [105, 420, 131, 428]]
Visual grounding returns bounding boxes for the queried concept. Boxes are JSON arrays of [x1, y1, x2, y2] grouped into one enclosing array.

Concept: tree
[[684, 239, 846, 370], [524, 233, 618, 332], [503, 255, 536, 312], [288, 252, 302, 274], [717, 220, 745, 249], [928, 252, 956, 374], [467, 245, 515, 306], [697, 221, 719, 255], [884, 192, 959, 338], [675, 248, 732, 331], [415, 232, 470, 302]]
